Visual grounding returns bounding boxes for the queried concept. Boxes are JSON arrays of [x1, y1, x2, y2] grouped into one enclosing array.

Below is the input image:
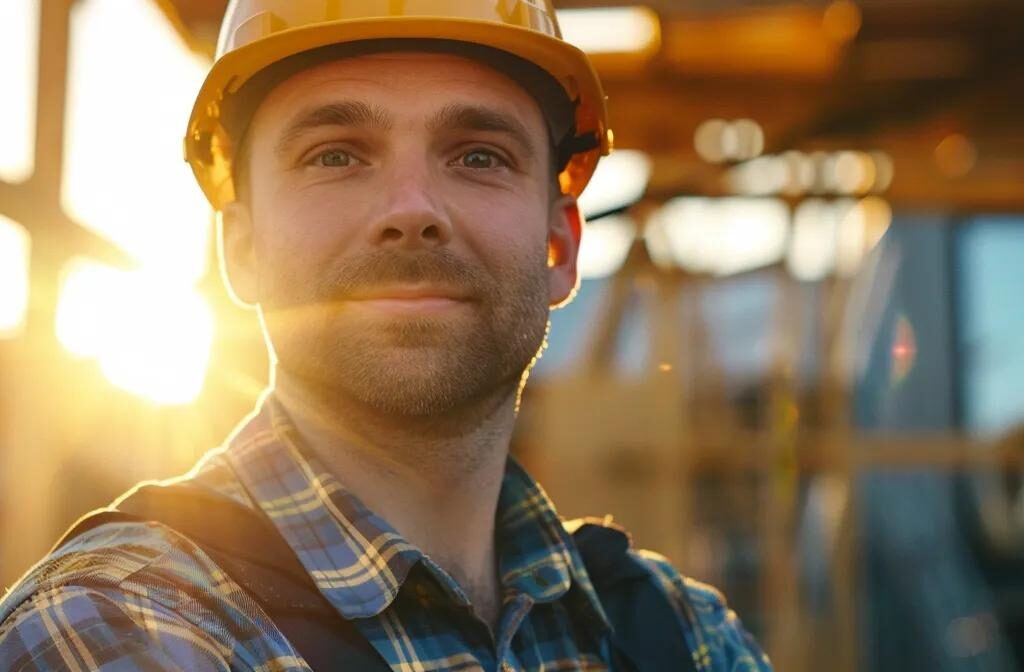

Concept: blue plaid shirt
[[0, 396, 770, 671]]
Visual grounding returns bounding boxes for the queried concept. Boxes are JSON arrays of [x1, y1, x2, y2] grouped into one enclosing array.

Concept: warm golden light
[[578, 149, 652, 218], [695, 119, 765, 164], [56, 260, 214, 405], [558, 7, 661, 55], [788, 198, 839, 281], [577, 215, 636, 279], [51, 0, 216, 404], [822, 0, 862, 43], [727, 155, 789, 195], [833, 151, 876, 194], [934, 133, 977, 178], [0, 0, 39, 183], [0, 216, 31, 337], [648, 197, 790, 276], [788, 197, 890, 280], [63, 0, 211, 284]]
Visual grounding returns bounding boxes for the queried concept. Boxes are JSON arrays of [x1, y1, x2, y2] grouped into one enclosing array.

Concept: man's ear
[[547, 194, 583, 308], [218, 201, 259, 308]]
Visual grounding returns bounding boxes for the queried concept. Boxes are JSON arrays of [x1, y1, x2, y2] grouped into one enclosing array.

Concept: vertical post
[[821, 276, 860, 672], [761, 267, 803, 670], [0, 0, 77, 586], [26, 0, 74, 341]]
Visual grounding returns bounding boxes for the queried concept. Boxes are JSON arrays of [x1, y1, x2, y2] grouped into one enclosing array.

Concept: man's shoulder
[[0, 520, 204, 624], [0, 520, 242, 671], [565, 517, 771, 671], [0, 468, 285, 672], [0, 451, 252, 630], [629, 548, 772, 671]]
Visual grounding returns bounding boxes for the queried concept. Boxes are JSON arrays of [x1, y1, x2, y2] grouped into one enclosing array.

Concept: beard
[[259, 246, 550, 418]]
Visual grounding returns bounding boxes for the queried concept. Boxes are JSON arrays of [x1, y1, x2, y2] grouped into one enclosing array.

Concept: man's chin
[[283, 340, 507, 416]]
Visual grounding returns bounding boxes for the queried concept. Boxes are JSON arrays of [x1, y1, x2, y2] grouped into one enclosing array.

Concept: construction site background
[[2, 1, 1023, 670]]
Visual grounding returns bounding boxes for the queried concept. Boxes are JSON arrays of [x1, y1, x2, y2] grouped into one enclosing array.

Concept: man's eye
[[459, 150, 506, 170], [313, 150, 353, 167]]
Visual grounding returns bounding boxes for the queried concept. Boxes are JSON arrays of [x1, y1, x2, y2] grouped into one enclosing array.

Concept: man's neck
[[271, 372, 518, 630]]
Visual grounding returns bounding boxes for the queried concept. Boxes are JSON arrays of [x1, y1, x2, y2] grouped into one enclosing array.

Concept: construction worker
[[0, 1, 770, 670]]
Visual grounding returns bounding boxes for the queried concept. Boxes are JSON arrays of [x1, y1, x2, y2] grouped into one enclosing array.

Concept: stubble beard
[[263, 249, 551, 419]]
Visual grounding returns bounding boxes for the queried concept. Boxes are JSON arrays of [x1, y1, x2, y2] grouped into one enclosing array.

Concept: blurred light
[[0, 0, 39, 183], [782, 151, 817, 196], [734, 150, 892, 197], [56, 260, 119, 358], [56, 259, 214, 404], [720, 123, 741, 161], [727, 155, 789, 195], [859, 196, 893, 249], [578, 149, 652, 218], [557, 7, 661, 55], [890, 314, 917, 385], [787, 198, 840, 281], [63, 0, 211, 283], [788, 195, 889, 281], [870, 151, 895, 192], [810, 151, 833, 193], [694, 119, 730, 163], [578, 215, 636, 279], [694, 119, 765, 163], [834, 199, 864, 276], [934, 133, 977, 178], [649, 197, 789, 276], [833, 150, 876, 194], [835, 197, 892, 276], [0, 216, 32, 337], [733, 119, 765, 160], [822, 0, 862, 43]]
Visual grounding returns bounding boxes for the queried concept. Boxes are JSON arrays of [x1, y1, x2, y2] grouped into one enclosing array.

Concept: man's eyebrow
[[427, 104, 537, 159], [275, 101, 393, 155]]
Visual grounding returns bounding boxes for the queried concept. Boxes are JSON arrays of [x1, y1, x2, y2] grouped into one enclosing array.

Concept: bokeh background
[[2, 1, 1024, 670]]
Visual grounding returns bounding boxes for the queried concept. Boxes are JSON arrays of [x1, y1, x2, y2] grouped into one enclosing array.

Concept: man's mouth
[[343, 284, 474, 314]]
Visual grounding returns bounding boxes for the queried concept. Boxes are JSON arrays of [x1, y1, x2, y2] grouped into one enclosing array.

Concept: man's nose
[[368, 165, 453, 249]]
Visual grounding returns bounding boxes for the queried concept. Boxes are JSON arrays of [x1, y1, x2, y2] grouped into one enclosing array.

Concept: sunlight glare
[[578, 150, 652, 219], [650, 197, 790, 276], [787, 198, 840, 281], [56, 260, 214, 405], [63, 0, 211, 282], [0, 216, 32, 337], [558, 7, 661, 55], [0, 0, 39, 183], [578, 215, 636, 279]]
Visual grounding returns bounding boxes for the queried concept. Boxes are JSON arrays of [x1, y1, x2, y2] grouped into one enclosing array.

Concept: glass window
[[957, 216, 1024, 436]]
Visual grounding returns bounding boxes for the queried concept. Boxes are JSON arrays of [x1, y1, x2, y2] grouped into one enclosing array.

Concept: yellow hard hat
[[185, 0, 612, 210]]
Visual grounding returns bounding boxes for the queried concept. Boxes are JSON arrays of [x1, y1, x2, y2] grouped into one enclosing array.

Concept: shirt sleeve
[[0, 585, 233, 672], [634, 550, 773, 672]]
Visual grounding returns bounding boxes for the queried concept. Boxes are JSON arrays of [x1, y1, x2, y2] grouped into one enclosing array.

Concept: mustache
[[317, 249, 492, 300]]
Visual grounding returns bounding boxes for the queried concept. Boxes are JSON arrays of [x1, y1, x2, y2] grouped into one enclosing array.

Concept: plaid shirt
[[0, 396, 770, 671]]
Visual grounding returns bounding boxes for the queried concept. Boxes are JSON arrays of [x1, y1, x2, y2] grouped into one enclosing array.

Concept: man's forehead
[[256, 51, 545, 127]]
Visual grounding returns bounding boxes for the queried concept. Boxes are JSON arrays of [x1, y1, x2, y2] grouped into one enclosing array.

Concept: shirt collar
[[223, 394, 610, 631]]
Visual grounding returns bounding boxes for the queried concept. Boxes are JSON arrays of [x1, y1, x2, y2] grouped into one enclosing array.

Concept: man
[[0, 1, 770, 670]]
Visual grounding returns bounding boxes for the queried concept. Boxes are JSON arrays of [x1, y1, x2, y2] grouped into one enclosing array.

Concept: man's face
[[223, 52, 581, 417]]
